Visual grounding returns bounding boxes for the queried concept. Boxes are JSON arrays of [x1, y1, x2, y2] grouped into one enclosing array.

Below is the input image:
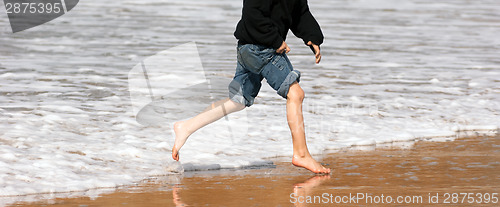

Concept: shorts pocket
[[238, 45, 275, 74], [271, 54, 286, 70]]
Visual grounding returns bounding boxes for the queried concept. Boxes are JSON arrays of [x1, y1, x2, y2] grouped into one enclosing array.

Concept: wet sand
[[11, 134, 500, 206]]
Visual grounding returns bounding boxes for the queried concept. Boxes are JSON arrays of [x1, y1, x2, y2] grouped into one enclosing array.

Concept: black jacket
[[234, 0, 324, 49]]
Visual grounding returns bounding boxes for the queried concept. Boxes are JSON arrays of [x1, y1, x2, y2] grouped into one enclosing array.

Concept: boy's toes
[[172, 147, 179, 161], [317, 167, 331, 174]]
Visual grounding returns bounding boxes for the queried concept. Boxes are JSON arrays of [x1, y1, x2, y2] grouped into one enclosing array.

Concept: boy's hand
[[277, 41, 290, 54], [307, 41, 321, 64]]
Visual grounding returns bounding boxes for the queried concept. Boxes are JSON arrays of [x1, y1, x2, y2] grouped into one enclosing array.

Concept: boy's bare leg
[[287, 82, 331, 174], [172, 98, 245, 161]]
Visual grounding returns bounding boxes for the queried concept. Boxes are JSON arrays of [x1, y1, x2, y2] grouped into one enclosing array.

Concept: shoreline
[[9, 133, 499, 206]]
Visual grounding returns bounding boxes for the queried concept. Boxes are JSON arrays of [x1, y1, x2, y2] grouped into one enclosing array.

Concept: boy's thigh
[[261, 53, 301, 98], [229, 63, 263, 107]]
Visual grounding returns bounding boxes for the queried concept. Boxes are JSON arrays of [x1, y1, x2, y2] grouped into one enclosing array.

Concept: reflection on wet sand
[[172, 185, 187, 207], [171, 174, 332, 207], [292, 175, 331, 206]]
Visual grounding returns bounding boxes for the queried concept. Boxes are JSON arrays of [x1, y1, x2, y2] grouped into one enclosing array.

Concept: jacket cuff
[[272, 36, 284, 49], [303, 36, 323, 46]]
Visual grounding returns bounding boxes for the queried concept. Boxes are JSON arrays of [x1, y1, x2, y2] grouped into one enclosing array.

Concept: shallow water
[[0, 0, 499, 204], [13, 135, 500, 206]]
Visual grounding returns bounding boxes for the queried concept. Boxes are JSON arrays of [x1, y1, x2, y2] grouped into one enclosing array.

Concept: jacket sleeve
[[290, 0, 324, 46], [241, 0, 284, 49]]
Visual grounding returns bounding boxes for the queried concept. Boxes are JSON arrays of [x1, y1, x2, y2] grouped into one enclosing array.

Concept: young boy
[[172, 0, 330, 174]]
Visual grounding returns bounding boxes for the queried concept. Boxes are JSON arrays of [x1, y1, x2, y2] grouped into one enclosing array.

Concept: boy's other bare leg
[[172, 98, 245, 161], [287, 82, 331, 174]]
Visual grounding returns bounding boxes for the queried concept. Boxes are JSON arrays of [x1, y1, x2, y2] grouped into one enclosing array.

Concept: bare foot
[[172, 121, 190, 161], [292, 155, 331, 174]]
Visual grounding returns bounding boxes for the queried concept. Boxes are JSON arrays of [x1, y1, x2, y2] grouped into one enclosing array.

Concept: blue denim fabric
[[229, 44, 301, 107]]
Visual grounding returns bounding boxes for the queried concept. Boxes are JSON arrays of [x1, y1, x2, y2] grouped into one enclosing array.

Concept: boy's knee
[[235, 102, 246, 111], [287, 83, 304, 102]]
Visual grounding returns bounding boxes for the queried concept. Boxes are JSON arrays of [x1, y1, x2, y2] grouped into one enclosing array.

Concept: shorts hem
[[277, 70, 301, 98]]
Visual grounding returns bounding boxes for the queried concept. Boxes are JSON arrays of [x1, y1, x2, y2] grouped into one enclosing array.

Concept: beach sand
[[11, 134, 499, 206]]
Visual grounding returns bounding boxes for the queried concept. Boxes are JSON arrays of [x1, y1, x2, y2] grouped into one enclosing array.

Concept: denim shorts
[[228, 44, 301, 107]]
